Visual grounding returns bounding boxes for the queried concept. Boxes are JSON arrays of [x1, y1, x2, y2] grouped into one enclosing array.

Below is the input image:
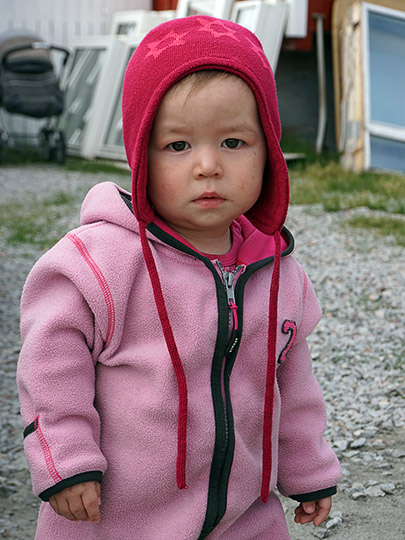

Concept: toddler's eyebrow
[[156, 122, 260, 137], [220, 122, 259, 134], [156, 125, 189, 137]]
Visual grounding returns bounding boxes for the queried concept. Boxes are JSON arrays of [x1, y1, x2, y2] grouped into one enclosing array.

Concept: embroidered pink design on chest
[[278, 320, 297, 364]]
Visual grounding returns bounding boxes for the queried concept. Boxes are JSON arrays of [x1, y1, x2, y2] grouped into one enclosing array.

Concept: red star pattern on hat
[[145, 30, 188, 59], [144, 16, 270, 72], [195, 17, 240, 42], [244, 33, 269, 70]]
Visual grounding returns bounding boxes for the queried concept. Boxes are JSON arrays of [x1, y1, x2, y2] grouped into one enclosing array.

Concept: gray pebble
[[326, 516, 343, 529], [350, 437, 367, 449], [364, 486, 386, 497], [379, 483, 396, 494], [392, 449, 405, 459], [313, 528, 331, 538]]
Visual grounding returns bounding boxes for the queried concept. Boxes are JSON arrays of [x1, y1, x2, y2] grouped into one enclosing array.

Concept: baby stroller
[[0, 31, 70, 164]]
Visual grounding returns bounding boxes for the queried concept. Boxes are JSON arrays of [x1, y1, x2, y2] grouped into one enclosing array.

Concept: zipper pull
[[217, 262, 241, 331], [224, 274, 238, 331]]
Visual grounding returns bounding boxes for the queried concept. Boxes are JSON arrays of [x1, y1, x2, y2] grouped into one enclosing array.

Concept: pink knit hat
[[122, 15, 289, 235], [122, 15, 289, 503]]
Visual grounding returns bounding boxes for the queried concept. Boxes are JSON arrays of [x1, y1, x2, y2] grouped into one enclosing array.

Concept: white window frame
[[362, 2, 405, 170], [176, 0, 234, 20], [230, 0, 288, 72], [97, 38, 143, 161], [285, 0, 308, 38], [110, 10, 175, 38], [59, 36, 128, 159]]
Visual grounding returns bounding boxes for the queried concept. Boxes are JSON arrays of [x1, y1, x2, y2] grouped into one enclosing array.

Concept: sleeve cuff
[[39, 471, 103, 501], [289, 486, 337, 503]]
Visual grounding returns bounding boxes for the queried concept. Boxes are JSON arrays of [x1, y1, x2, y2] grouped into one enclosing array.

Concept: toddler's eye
[[168, 141, 189, 152], [223, 139, 243, 149]]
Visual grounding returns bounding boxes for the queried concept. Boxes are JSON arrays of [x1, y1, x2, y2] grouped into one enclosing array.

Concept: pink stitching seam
[[35, 416, 62, 483], [302, 271, 308, 304], [67, 233, 116, 347]]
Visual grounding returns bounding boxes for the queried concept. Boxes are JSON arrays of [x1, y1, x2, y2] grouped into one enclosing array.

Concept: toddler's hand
[[49, 481, 101, 523], [294, 496, 332, 527]]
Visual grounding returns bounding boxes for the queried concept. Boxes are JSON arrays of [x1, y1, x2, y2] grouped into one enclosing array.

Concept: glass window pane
[[368, 11, 405, 127], [235, 7, 257, 31], [103, 48, 137, 149], [370, 135, 405, 173], [58, 48, 106, 148]]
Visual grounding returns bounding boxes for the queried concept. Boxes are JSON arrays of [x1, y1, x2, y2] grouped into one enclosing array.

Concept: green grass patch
[[289, 161, 405, 214], [346, 215, 405, 247], [0, 148, 130, 177], [0, 192, 77, 248], [65, 157, 131, 177], [0, 146, 47, 166], [393, 357, 404, 372], [281, 133, 339, 166]]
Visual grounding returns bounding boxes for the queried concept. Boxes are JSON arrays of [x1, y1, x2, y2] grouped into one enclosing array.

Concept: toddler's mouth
[[193, 192, 226, 208]]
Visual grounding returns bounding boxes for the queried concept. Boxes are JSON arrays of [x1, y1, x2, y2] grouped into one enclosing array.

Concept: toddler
[[17, 16, 341, 540]]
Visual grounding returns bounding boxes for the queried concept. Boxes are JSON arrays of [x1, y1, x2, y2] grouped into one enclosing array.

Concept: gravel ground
[[0, 165, 404, 540]]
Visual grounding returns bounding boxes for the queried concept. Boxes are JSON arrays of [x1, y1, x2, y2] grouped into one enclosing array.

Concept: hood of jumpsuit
[[121, 15, 290, 503]]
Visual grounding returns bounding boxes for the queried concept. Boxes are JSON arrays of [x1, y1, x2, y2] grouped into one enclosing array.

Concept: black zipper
[[198, 264, 243, 539], [143, 220, 295, 539], [199, 260, 280, 539]]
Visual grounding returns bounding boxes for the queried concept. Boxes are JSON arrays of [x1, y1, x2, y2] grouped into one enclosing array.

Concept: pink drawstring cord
[[261, 230, 281, 503], [229, 300, 239, 330], [139, 221, 188, 490]]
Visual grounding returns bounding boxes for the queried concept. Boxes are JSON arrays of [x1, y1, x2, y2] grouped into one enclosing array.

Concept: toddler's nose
[[193, 147, 223, 179]]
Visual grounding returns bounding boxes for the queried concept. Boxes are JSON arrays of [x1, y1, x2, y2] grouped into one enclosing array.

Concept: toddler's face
[[148, 75, 267, 250]]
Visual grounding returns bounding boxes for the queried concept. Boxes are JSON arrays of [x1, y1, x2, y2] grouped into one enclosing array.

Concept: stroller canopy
[[0, 30, 68, 118]]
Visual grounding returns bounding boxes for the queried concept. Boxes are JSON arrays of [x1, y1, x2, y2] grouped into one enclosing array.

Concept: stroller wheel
[[40, 128, 66, 164], [50, 131, 66, 164], [39, 127, 52, 161]]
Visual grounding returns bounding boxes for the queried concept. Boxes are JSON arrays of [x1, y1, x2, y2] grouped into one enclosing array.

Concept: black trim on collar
[[118, 190, 295, 262], [147, 220, 294, 263], [120, 190, 133, 211]]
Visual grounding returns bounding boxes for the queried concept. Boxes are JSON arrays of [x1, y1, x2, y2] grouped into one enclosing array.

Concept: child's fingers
[[301, 501, 316, 514], [48, 496, 60, 516], [295, 510, 316, 525], [294, 502, 317, 524], [81, 484, 101, 523], [313, 497, 332, 526], [55, 495, 79, 521], [48, 482, 101, 523], [294, 497, 332, 527], [68, 496, 90, 521]]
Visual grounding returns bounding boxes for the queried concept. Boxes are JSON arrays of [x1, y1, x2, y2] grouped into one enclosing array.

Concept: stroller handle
[[2, 42, 70, 66]]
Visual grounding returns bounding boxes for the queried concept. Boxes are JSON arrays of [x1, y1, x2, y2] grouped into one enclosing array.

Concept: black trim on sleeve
[[23, 420, 38, 438], [289, 486, 337, 503], [39, 471, 103, 501]]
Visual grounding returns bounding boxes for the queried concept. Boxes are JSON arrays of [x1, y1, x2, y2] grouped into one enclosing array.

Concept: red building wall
[[153, 0, 177, 9], [283, 0, 334, 51]]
